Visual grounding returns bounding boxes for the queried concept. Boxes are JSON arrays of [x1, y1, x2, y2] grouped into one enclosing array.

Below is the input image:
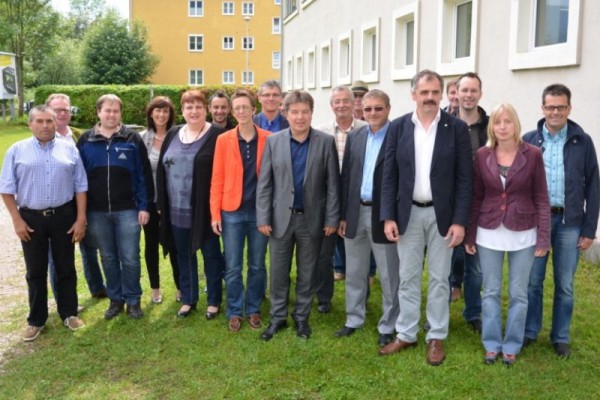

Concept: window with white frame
[[223, 36, 234, 50], [436, 0, 478, 75], [223, 71, 234, 84], [189, 0, 203, 17], [273, 51, 281, 69], [285, 58, 293, 90], [189, 69, 203, 85], [242, 2, 254, 15], [360, 20, 379, 82], [294, 53, 303, 89], [392, 3, 418, 81], [274, 0, 281, 4], [320, 40, 331, 88], [509, 0, 579, 69], [242, 71, 254, 84], [242, 36, 254, 50], [306, 48, 316, 89], [272, 17, 281, 34], [284, 0, 297, 19], [189, 35, 203, 51], [338, 32, 351, 85], [222, 1, 234, 15]]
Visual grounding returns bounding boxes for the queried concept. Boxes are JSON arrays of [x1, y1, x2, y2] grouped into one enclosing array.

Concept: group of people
[[1, 70, 597, 369]]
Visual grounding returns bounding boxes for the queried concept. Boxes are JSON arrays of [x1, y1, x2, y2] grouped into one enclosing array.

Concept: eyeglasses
[[363, 106, 385, 113], [543, 105, 569, 112], [260, 93, 281, 98], [53, 108, 71, 114], [233, 105, 253, 112]]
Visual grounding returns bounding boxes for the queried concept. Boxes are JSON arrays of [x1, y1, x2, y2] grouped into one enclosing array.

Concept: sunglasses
[[363, 106, 385, 113]]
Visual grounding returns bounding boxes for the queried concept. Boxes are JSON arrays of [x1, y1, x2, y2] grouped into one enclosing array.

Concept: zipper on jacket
[[107, 137, 112, 213]]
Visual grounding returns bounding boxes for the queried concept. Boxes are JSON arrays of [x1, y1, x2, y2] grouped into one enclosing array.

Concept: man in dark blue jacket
[[523, 84, 600, 358]]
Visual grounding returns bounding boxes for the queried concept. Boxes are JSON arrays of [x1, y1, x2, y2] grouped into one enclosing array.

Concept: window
[[306, 47, 316, 89], [284, 0, 298, 19], [189, 69, 203, 85], [242, 71, 254, 84], [272, 51, 281, 69], [223, 71, 234, 84], [360, 20, 379, 82], [436, 0, 478, 75], [285, 58, 293, 90], [222, 1, 234, 15], [189, 0, 203, 17], [242, 36, 254, 50], [392, 4, 418, 80], [319, 40, 331, 88], [337, 32, 351, 85], [274, 0, 281, 4], [189, 35, 203, 51], [455, 2, 472, 58], [509, 0, 580, 69], [242, 2, 254, 16], [272, 17, 281, 34], [223, 36, 234, 50], [294, 52, 303, 89]]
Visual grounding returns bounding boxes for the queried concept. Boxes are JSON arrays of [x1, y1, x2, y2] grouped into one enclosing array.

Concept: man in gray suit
[[257, 90, 340, 341], [335, 89, 400, 347]]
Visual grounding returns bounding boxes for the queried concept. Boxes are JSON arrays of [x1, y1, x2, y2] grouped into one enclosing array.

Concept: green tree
[[82, 10, 159, 85], [37, 39, 83, 85], [66, 0, 105, 39]]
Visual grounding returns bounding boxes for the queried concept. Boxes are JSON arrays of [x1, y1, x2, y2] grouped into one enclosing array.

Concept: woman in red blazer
[[210, 90, 271, 332], [465, 103, 550, 366]]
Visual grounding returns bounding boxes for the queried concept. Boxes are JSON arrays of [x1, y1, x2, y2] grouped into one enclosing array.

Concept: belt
[[360, 200, 373, 206], [412, 200, 434, 208], [21, 201, 74, 217], [291, 208, 304, 215], [551, 207, 565, 214]]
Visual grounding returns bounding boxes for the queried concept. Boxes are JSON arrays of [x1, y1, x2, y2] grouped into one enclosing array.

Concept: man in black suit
[[378, 70, 472, 366]]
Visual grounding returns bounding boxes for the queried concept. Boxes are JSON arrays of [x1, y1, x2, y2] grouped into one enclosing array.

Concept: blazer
[[256, 128, 340, 239], [340, 124, 392, 243], [380, 110, 473, 236], [465, 143, 551, 249], [210, 125, 271, 222]]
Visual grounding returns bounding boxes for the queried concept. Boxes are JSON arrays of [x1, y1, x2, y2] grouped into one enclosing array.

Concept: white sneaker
[[64, 316, 85, 331]]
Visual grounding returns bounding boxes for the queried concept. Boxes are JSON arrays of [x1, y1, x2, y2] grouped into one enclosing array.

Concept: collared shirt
[[0, 136, 87, 209], [332, 119, 358, 170], [360, 122, 389, 201], [55, 127, 74, 142], [238, 129, 258, 211], [258, 113, 283, 133], [542, 123, 567, 207], [290, 132, 310, 209], [412, 110, 441, 202]]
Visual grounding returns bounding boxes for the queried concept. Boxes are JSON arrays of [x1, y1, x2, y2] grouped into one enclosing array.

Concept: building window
[[285, 58, 293, 90], [222, 1, 234, 15], [242, 36, 254, 50], [272, 51, 281, 69], [294, 52, 303, 89], [392, 4, 418, 81], [320, 40, 331, 88], [189, 0, 203, 17], [455, 1, 472, 58], [274, 0, 281, 4], [306, 48, 316, 89], [242, 2, 254, 16], [223, 36, 234, 50], [284, 0, 298, 19], [242, 71, 254, 84], [436, 0, 478, 75], [509, 0, 580, 69], [360, 20, 379, 82], [189, 35, 203, 51], [337, 32, 351, 85], [272, 17, 281, 34], [223, 71, 234, 84], [189, 69, 203, 85]]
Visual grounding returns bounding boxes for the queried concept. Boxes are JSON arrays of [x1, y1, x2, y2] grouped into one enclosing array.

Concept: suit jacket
[[465, 142, 550, 249], [256, 127, 340, 239], [340, 125, 391, 243], [380, 110, 473, 236]]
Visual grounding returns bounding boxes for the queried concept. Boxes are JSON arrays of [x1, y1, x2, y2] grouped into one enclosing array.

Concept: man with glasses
[[523, 83, 599, 358], [253, 80, 289, 133]]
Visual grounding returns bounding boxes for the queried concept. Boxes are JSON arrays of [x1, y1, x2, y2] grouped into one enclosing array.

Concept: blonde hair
[[486, 103, 523, 148]]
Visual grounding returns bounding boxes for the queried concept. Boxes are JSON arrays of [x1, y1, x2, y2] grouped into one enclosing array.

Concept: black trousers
[[142, 204, 180, 290], [20, 203, 78, 326]]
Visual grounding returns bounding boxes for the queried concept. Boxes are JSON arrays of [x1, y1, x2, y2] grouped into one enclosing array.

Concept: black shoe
[[104, 300, 124, 320], [553, 342, 571, 358], [177, 304, 197, 318], [317, 301, 331, 314], [260, 321, 288, 341], [422, 321, 431, 332], [334, 326, 356, 337], [378, 333, 394, 348], [205, 307, 220, 320], [126, 303, 143, 319], [295, 320, 312, 339], [468, 319, 482, 334], [523, 337, 536, 348], [91, 288, 108, 299]]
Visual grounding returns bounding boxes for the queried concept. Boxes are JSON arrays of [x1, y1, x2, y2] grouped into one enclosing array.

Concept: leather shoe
[[317, 301, 331, 314], [260, 321, 288, 341], [378, 333, 394, 348], [378, 338, 417, 356], [426, 339, 445, 366], [228, 316, 242, 332], [334, 326, 356, 337], [295, 320, 312, 339], [553, 342, 571, 358], [205, 306, 219, 320], [468, 319, 482, 334], [523, 337, 536, 348]]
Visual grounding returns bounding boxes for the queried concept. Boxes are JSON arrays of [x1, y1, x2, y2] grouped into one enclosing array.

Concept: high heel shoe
[[177, 304, 197, 318], [205, 306, 219, 320]]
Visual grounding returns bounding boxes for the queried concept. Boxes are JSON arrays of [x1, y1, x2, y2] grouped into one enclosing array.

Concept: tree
[[66, 0, 105, 39], [82, 10, 159, 85], [37, 39, 83, 85]]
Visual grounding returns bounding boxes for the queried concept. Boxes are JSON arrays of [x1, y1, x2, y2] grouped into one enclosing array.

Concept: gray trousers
[[268, 214, 321, 323], [344, 205, 400, 333]]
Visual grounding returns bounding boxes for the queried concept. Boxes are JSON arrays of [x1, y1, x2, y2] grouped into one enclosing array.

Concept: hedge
[[34, 84, 258, 129]]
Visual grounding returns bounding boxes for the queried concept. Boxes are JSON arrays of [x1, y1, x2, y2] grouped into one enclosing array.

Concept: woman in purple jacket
[[465, 103, 550, 366]]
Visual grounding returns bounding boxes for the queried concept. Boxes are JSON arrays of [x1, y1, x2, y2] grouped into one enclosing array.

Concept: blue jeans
[[479, 245, 535, 355], [88, 210, 142, 305], [463, 252, 482, 322], [525, 215, 580, 344], [221, 209, 268, 318]]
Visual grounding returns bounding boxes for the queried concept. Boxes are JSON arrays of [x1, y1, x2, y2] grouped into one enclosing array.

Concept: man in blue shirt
[[0, 105, 87, 341], [253, 80, 289, 133]]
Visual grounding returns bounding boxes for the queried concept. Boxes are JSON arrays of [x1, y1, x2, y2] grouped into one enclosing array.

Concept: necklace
[[154, 135, 165, 142], [180, 124, 206, 145]]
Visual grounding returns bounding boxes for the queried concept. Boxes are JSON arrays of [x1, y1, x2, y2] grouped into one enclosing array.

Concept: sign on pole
[[0, 52, 18, 100]]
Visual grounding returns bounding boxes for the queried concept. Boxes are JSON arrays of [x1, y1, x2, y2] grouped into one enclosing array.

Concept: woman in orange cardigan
[[210, 89, 271, 332]]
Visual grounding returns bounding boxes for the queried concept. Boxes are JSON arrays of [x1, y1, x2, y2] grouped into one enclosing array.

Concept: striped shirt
[[0, 136, 87, 209], [541, 123, 567, 208]]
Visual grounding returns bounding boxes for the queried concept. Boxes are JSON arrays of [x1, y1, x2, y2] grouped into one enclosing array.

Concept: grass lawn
[[1, 125, 599, 399]]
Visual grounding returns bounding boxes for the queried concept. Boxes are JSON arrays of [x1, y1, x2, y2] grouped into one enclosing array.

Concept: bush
[[35, 84, 258, 129]]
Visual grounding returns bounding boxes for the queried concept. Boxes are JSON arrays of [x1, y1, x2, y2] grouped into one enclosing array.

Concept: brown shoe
[[228, 316, 242, 332], [427, 339, 446, 366], [378, 338, 417, 356], [247, 314, 262, 330], [451, 287, 461, 302]]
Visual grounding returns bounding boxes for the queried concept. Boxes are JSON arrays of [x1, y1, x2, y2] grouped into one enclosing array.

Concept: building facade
[[130, 0, 282, 86]]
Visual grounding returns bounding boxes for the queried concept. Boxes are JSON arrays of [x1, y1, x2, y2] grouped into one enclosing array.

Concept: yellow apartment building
[[130, 0, 282, 86]]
